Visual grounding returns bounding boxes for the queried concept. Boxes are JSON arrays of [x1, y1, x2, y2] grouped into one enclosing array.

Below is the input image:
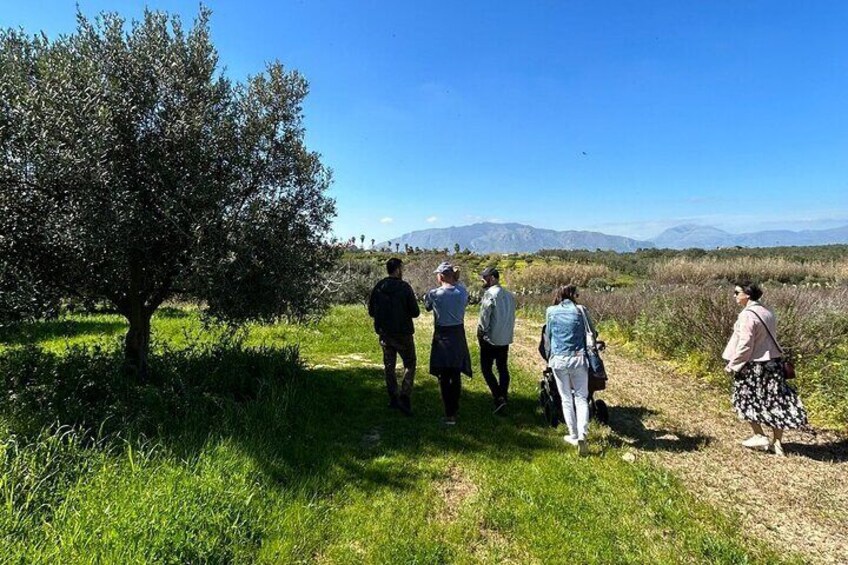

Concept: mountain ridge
[[375, 221, 848, 253]]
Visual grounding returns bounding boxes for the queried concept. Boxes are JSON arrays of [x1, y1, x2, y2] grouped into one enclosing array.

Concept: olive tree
[[0, 9, 337, 378]]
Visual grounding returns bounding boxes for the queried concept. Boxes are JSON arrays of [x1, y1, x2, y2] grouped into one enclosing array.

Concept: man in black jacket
[[368, 258, 420, 415]]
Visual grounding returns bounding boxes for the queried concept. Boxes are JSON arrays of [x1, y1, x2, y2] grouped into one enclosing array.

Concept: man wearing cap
[[368, 257, 420, 415], [477, 267, 516, 413], [424, 261, 472, 425]]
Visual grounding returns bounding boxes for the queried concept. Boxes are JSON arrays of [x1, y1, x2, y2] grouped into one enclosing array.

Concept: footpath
[[506, 317, 848, 565]]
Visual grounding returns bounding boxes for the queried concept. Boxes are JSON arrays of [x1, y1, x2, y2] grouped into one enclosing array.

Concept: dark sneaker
[[399, 395, 413, 416], [493, 398, 507, 415], [443, 417, 457, 426]]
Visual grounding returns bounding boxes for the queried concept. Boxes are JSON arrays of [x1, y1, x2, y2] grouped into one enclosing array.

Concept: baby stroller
[[538, 326, 609, 426]]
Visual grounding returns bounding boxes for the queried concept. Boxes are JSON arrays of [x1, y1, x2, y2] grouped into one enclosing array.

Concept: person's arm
[[726, 311, 756, 373], [544, 311, 553, 359], [367, 285, 376, 318], [478, 291, 493, 339], [423, 290, 434, 312], [458, 282, 469, 303], [406, 283, 420, 318]]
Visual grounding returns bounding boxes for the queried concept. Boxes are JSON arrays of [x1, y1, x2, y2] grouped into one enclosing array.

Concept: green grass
[[0, 306, 798, 563]]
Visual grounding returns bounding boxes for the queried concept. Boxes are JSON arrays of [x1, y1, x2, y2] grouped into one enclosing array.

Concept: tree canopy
[[0, 8, 337, 376]]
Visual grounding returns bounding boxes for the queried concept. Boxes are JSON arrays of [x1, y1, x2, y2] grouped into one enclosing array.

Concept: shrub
[[325, 260, 384, 305], [650, 257, 848, 285], [505, 263, 613, 295], [0, 338, 303, 437]]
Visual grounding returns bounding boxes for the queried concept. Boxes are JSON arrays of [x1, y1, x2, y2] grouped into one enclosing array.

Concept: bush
[[505, 263, 613, 295], [0, 338, 303, 438], [650, 256, 848, 285]]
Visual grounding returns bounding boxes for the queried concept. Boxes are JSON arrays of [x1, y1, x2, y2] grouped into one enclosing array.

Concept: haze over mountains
[[651, 224, 848, 249], [375, 222, 848, 253]]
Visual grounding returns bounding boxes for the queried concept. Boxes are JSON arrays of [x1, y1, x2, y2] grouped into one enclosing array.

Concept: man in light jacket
[[477, 267, 516, 413]]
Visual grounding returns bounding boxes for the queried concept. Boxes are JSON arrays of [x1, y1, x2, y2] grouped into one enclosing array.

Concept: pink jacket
[[722, 302, 782, 372]]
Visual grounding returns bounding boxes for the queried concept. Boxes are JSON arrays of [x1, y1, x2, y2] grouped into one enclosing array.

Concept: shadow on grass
[[0, 319, 126, 346], [1, 339, 558, 498], [605, 405, 713, 453], [154, 307, 196, 319], [0, 308, 198, 347], [783, 439, 848, 462], [225, 365, 556, 495]]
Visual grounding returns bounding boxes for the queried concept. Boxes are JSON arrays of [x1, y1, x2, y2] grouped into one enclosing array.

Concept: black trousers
[[437, 369, 462, 417], [479, 337, 510, 402]]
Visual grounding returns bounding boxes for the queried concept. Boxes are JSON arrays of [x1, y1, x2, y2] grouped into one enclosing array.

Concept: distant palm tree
[[370, 238, 375, 249], [395, 242, 400, 253], [360, 234, 365, 248]]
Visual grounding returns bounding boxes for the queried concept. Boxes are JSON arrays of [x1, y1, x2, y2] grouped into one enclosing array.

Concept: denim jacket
[[545, 300, 587, 357]]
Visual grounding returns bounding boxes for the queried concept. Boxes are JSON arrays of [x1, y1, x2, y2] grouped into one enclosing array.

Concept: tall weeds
[[650, 256, 848, 285], [505, 263, 613, 294]]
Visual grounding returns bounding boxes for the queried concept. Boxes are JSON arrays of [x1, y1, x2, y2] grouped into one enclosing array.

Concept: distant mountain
[[376, 222, 654, 253], [652, 224, 848, 249], [652, 224, 736, 249]]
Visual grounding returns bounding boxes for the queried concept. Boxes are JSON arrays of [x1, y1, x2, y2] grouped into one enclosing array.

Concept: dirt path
[[506, 317, 848, 565]]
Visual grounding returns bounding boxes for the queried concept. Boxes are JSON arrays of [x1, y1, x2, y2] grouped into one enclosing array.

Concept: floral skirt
[[732, 360, 808, 429]]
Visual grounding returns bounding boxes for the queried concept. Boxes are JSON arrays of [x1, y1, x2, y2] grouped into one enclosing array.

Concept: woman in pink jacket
[[722, 281, 807, 456]]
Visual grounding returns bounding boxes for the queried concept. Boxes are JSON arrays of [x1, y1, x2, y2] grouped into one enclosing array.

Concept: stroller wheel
[[593, 399, 609, 424]]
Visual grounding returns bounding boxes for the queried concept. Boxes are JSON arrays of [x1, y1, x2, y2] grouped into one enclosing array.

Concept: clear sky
[[3, 1, 847, 243]]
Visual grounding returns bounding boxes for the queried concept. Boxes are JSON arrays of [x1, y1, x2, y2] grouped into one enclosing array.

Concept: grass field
[[0, 306, 799, 563]]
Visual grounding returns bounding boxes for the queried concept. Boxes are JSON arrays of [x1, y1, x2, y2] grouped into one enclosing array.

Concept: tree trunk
[[124, 300, 151, 381]]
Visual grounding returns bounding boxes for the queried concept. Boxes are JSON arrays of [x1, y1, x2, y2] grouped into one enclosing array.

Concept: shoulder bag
[[747, 308, 796, 379], [578, 305, 607, 389]]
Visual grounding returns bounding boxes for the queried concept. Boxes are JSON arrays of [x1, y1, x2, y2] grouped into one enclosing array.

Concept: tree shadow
[[0, 319, 126, 345], [604, 405, 713, 453], [225, 365, 557, 494], [2, 338, 567, 498], [154, 306, 195, 319]]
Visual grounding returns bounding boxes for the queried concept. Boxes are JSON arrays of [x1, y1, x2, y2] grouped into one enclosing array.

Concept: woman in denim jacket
[[545, 285, 594, 455]]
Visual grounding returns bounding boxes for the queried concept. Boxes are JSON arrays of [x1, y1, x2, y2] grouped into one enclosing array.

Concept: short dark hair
[[386, 258, 403, 275], [480, 266, 499, 279], [735, 280, 763, 301], [554, 284, 579, 305]]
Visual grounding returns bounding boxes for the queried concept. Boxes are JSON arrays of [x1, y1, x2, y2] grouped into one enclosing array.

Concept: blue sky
[[3, 1, 847, 242]]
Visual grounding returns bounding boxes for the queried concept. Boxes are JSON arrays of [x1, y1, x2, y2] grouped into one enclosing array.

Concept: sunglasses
[[733, 290, 743, 296]]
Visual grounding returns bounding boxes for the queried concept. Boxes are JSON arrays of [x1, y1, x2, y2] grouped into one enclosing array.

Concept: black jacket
[[368, 277, 420, 336]]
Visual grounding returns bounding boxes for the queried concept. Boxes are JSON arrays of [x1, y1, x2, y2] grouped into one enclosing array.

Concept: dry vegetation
[[504, 263, 613, 293], [650, 256, 848, 285]]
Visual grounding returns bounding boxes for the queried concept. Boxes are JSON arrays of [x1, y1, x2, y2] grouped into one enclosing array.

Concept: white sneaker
[[772, 440, 785, 457], [577, 439, 589, 457], [741, 434, 770, 451], [563, 435, 579, 447]]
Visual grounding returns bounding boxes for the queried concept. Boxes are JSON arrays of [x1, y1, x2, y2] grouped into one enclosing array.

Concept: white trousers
[[552, 365, 589, 441]]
